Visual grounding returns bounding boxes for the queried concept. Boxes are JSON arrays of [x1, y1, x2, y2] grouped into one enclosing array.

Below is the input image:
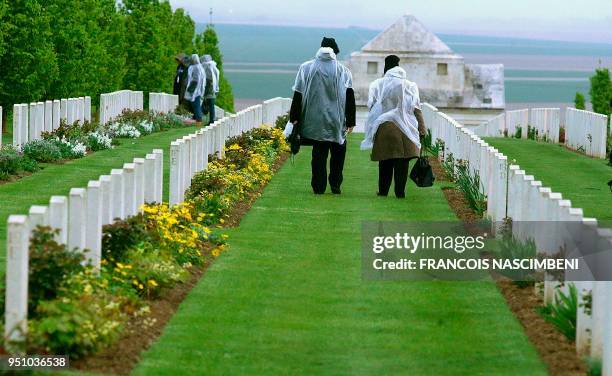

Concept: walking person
[[290, 37, 356, 194], [184, 54, 206, 125], [173, 53, 189, 107], [200, 54, 220, 125], [361, 55, 426, 198]]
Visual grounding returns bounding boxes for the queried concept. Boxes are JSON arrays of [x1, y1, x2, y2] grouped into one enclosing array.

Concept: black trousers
[[378, 158, 410, 198], [311, 140, 347, 194]]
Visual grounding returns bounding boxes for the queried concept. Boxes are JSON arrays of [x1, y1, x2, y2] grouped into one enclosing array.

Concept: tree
[[574, 92, 586, 110], [589, 68, 611, 117], [0, 0, 58, 106], [195, 26, 235, 112], [45, 0, 127, 104], [121, 0, 175, 96]]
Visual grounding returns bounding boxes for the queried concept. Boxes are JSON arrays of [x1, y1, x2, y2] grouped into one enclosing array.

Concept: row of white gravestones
[[4, 149, 163, 350], [262, 97, 291, 125], [565, 108, 608, 159], [530, 108, 560, 143], [149, 93, 179, 114], [505, 109, 529, 138], [423, 102, 612, 371], [12, 97, 91, 147], [472, 113, 505, 138], [99, 90, 144, 125], [169, 102, 269, 206]]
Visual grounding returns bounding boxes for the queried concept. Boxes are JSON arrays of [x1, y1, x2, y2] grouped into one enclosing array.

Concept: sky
[[168, 0, 612, 43]]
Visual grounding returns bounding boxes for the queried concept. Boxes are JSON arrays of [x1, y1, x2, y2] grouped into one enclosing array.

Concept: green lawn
[[486, 138, 612, 222], [0, 126, 198, 276], [133, 134, 546, 375]]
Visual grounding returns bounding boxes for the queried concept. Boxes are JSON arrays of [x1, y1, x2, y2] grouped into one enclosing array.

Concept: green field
[[0, 126, 198, 276], [133, 134, 546, 375], [486, 138, 612, 222]]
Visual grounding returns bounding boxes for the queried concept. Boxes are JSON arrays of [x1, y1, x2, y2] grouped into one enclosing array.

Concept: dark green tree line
[[195, 26, 235, 112], [0, 0, 234, 130]]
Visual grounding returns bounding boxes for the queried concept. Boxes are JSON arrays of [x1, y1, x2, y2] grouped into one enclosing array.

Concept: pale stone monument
[[347, 14, 505, 126]]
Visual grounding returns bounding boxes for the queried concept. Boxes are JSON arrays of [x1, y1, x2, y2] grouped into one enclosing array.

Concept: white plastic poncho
[[201, 55, 220, 94], [361, 66, 421, 150], [184, 54, 206, 101], [293, 47, 353, 144]]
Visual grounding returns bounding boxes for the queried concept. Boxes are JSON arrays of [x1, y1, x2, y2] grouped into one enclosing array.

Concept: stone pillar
[[110, 169, 125, 221], [169, 141, 182, 206], [36, 102, 44, 138], [133, 158, 145, 213], [99, 175, 112, 225], [153, 149, 164, 203], [123, 163, 136, 216], [144, 154, 157, 204], [48, 196, 68, 244], [44, 101, 53, 133], [4, 215, 30, 351], [86, 180, 102, 269], [68, 188, 87, 251]]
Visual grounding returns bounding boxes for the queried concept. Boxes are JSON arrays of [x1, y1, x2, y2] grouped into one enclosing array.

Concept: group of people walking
[[290, 38, 426, 198], [174, 53, 220, 126]]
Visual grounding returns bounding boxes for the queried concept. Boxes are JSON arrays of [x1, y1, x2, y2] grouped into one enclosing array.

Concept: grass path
[[0, 126, 197, 275], [486, 138, 611, 222], [133, 134, 546, 375]]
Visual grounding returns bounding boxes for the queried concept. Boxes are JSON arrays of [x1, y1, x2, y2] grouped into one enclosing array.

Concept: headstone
[[152, 149, 164, 203], [133, 158, 145, 212], [144, 154, 157, 204], [68, 188, 87, 251], [110, 169, 125, 221], [52, 100, 61, 131], [11, 104, 21, 146], [28, 205, 49, 230], [84, 96, 91, 123], [44, 101, 53, 133], [28, 104, 36, 141], [99, 175, 112, 225], [122, 163, 136, 216], [85, 181, 102, 268], [4, 215, 30, 351], [49, 196, 68, 244], [60, 98, 68, 123], [169, 142, 181, 206]]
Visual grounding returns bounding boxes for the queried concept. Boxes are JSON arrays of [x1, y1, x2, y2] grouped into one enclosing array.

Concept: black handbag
[[410, 152, 435, 187]]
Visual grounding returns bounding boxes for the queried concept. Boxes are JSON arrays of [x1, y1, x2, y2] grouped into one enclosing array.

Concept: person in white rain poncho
[[200, 54, 220, 125], [289, 37, 356, 195], [361, 55, 426, 198], [184, 54, 206, 124]]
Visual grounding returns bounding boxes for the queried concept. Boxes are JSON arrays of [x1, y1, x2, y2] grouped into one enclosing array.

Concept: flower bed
[[0, 110, 190, 181], [0, 125, 288, 360]]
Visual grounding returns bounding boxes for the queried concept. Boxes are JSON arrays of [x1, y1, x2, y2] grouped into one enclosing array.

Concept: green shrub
[[574, 92, 586, 110], [0, 145, 24, 177], [28, 227, 85, 315], [497, 226, 537, 287], [514, 126, 522, 139], [527, 125, 536, 141], [102, 214, 151, 263], [537, 284, 578, 340], [22, 139, 63, 162], [275, 113, 289, 129], [454, 160, 487, 216]]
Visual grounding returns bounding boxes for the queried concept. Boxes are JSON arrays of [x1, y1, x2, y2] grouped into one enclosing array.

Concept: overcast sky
[[168, 0, 612, 43]]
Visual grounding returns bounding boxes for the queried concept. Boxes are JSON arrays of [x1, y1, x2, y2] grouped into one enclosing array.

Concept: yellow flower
[[148, 280, 158, 287]]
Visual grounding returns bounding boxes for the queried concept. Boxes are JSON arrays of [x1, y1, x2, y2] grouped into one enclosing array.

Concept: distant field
[[202, 23, 612, 103]]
